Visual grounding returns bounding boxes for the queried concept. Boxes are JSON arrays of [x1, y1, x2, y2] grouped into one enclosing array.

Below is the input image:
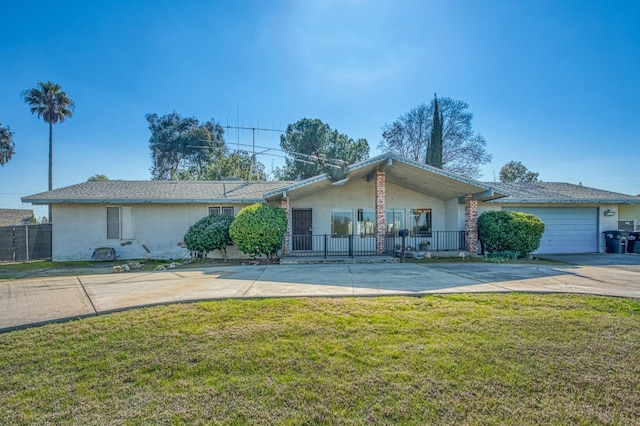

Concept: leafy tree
[[379, 97, 491, 178], [426, 93, 443, 168], [183, 214, 233, 260], [0, 122, 15, 166], [280, 118, 369, 180], [22, 81, 74, 220], [87, 174, 109, 182], [478, 210, 545, 257], [499, 161, 540, 182], [229, 203, 287, 261], [200, 150, 266, 181], [147, 112, 226, 180]]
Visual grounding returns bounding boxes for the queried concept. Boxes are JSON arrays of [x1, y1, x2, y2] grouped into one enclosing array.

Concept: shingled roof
[[21, 178, 639, 206], [0, 209, 34, 226], [486, 182, 640, 204], [21, 180, 294, 205]]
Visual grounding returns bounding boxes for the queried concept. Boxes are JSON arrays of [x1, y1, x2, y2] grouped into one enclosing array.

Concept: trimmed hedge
[[478, 210, 545, 257], [229, 203, 287, 261], [183, 214, 234, 260]]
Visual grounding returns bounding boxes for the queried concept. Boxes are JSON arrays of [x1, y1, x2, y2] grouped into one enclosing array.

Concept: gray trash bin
[[603, 230, 629, 253], [628, 232, 640, 254]]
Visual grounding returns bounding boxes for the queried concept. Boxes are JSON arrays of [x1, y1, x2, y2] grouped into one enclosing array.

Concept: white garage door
[[503, 207, 598, 254]]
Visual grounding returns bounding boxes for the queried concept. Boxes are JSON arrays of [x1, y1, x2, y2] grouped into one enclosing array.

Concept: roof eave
[[263, 152, 508, 199], [488, 198, 640, 204], [263, 173, 330, 199], [21, 198, 267, 205], [386, 154, 502, 193]]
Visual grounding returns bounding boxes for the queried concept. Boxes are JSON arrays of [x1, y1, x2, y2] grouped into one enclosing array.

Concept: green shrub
[[478, 210, 545, 258], [229, 203, 288, 262], [183, 214, 234, 260]]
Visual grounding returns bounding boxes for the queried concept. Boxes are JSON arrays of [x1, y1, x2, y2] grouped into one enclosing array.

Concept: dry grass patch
[[1, 294, 639, 425]]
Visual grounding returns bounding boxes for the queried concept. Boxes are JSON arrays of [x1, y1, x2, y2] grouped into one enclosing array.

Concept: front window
[[385, 209, 405, 234], [209, 206, 234, 217], [357, 209, 376, 236], [411, 208, 432, 236], [107, 207, 120, 240], [332, 210, 353, 237]]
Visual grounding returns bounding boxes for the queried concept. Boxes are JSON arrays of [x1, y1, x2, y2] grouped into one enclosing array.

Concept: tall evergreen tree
[[426, 93, 443, 168], [379, 96, 491, 178]]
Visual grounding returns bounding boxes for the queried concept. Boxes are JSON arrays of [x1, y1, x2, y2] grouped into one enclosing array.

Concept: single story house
[[21, 153, 640, 261], [22, 180, 291, 261]]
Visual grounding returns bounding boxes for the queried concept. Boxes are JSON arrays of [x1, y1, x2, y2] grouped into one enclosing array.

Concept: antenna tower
[[224, 121, 284, 181]]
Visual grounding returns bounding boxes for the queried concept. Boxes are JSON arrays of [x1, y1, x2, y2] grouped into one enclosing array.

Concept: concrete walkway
[[1, 254, 639, 332]]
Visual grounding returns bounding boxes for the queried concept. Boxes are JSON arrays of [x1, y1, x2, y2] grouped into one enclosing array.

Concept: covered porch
[[265, 153, 506, 258]]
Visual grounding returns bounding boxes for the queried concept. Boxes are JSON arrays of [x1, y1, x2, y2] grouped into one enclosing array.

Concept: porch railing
[[283, 231, 466, 258]]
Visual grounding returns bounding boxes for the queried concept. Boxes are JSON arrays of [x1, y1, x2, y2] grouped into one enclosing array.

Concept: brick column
[[375, 167, 386, 254], [464, 194, 478, 253], [280, 197, 291, 255]]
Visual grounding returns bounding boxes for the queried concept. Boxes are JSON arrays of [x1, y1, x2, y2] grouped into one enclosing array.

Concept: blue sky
[[1, 0, 639, 219]]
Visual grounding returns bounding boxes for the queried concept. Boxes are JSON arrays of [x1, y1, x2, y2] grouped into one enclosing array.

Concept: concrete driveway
[[1, 254, 639, 332], [538, 253, 640, 271]]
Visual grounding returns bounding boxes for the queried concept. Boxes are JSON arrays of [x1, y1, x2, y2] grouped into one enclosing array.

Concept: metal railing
[[284, 231, 466, 258]]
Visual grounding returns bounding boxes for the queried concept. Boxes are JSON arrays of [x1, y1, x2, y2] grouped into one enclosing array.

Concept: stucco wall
[[477, 203, 501, 214], [445, 198, 461, 231], [52, 203, 251, 261], [598, 205, 619, 231]]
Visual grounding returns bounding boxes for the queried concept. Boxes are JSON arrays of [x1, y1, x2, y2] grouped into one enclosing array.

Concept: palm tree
[[22, 81, 74, 221]]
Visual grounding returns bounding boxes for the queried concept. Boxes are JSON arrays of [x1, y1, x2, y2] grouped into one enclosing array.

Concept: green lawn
[[1, 294, 639, 425]]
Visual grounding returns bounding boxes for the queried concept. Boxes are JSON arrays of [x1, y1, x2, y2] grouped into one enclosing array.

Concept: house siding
[[620, 204, 640, 221], [52, 203, 251, 261]]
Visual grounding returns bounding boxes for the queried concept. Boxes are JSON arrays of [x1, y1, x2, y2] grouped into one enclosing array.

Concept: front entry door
[[292, 209, 312, 251]]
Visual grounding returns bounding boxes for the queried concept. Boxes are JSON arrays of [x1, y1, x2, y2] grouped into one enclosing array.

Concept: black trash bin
[[603, 230, 629, 253], [628, 232, 640, 254]]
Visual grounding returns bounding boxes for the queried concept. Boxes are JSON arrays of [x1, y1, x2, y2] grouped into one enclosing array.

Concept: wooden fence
[[0, 224, 52, 262]]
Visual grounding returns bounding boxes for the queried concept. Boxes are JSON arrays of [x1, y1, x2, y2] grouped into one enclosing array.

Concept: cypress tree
[[426, 93, 443, 168]]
